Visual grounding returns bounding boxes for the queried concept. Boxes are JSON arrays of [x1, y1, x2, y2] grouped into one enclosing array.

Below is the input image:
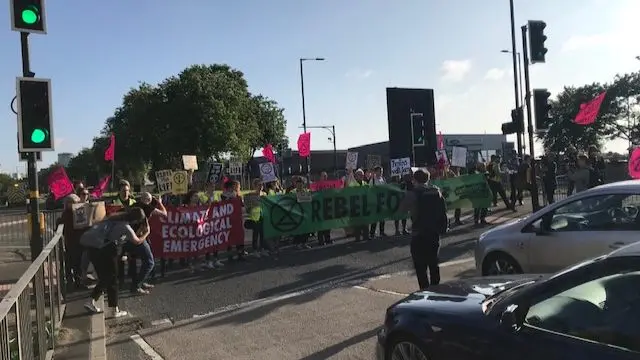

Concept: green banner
[[432, 173, 493, 210], [261, 173, 492, 237]]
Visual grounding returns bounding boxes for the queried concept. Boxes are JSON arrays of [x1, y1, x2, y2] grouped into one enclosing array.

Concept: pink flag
[[90, 175, 111, 199], [438, 132, 444, 150], [47, 167, 74, 200], [262, 144, 276, 163], [310, 179, 344, 192], [297, 133, 311, 158], [574, 92, 606, 125], [104, 134, 115, 161], [629, 148, 640, 179]]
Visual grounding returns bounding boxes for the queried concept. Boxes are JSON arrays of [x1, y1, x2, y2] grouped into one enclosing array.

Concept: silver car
[[475, 179, 640, 275]]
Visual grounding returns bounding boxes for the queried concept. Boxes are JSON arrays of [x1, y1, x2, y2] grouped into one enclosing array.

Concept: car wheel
[[387, 334, 430, 360], [482, 252, 523, 276]]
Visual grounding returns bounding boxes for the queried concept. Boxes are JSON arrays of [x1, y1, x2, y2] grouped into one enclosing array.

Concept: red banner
[[310, 179, 344, 191], [148, 198, 244, 258]]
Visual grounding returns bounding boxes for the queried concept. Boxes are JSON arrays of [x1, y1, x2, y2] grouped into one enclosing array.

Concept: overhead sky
[[1, 0, 639, 174]]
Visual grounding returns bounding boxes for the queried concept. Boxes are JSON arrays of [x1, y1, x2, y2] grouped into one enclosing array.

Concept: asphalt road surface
[[105, 204, 531, 359]]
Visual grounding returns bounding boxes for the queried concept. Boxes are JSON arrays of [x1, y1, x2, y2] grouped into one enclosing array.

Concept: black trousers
[[317, 230, 331, 244], [353, 225, 369, 242], [369, 222, 385, 236], [509, 174, 523, 205], [89, 244, 119, 308], [65, 242, 83, 282], [410, 234, 440, 290], [488, 179, 512, 208]]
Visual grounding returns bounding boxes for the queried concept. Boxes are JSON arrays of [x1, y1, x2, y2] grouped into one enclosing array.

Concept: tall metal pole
[[20, 32, 42, 261], [521, 25, 541, 211], [332, 125, 337, 177], [299, 59, 310, 180], [517, 52, 526, 154], [509, 0, 523, 161]]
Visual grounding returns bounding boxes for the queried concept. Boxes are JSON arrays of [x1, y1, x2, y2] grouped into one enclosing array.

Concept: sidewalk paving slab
[[54, 294, 106, 360]]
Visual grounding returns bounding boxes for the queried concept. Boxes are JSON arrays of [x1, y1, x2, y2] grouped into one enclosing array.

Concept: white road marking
[[440, 257, 474, 267], [131, 334, 165, 360], [353, 285, 408, 297], [150, 318, 173, 327]]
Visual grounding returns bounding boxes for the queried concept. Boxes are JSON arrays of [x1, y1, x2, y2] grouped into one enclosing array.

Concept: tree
[[0, 173, 16, 194], [239, 94, 288, 161], [541, 82, 622, 153], [607, 71, 640, 147]]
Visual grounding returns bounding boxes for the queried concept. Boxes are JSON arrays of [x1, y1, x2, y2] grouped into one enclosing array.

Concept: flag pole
[[111, 159, 115, 191]]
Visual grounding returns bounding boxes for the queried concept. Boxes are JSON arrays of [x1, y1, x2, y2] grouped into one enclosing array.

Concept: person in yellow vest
[[349, 169, 370, 242], [113, 180, 136, 208], [199, 182, 219, 205], [290, 176, 311, 249], [487, 155, 515, 211], [316, 172, 332, 245], [245, 178, 270, 258], [197, 186, 224, 270]]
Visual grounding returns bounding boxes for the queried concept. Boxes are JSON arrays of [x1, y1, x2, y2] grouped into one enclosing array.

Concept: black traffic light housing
[[17, 77, 54, 152], [528, 20, 547, 64], [410, 113, 425, 146], [533, 89, 552, 131], [10, 0, 47, 34], [501, 107, 524, 135]]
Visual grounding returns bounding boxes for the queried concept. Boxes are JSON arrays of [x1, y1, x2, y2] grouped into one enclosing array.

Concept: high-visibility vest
[[113, 197, 136, 207]]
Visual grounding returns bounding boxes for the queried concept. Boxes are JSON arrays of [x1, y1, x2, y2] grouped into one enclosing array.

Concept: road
[[105, 204, 531, 359]]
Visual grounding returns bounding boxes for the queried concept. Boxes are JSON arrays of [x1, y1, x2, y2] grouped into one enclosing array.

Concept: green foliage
[[541, 70, 640, 153], [58, 63, 288, 185], [0, 172, 16, 194]]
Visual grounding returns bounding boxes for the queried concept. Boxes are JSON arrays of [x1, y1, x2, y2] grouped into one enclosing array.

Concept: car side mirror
[[500, 304, 523, 332]]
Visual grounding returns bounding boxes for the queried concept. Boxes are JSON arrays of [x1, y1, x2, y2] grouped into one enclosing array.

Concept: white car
[[475, 180, 640, 275]]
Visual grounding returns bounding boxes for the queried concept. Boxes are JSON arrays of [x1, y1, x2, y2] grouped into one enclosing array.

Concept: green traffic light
[[21, 6, 39, 25], [30, 129, 46, 144]]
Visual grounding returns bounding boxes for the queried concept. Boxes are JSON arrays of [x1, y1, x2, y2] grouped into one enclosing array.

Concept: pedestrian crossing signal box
[[16, 77, 54, 152], [411, 113, 425, 146]]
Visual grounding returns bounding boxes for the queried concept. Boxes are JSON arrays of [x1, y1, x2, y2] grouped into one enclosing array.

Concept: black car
[[377, 242, 640, 360]]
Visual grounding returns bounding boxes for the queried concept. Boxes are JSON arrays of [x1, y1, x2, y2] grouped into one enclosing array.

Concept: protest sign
[[72, 202, 106, 230], [261, 174, 492, 237], [148, 198, 244, 258], [155, 170, 173, 193], [366, 154, 382, 168], [207, 163, 224, 184], [171, 171, 189, 195], [390, 157, 410, 176], [436, 149, 448, 165], [310, 179, 344, 191], [229, 161, 243, 176], [259, 163, 277, 183], [182, 155, 198, 170], [345, 152, 358, 169], [451, 146, 467, 168]]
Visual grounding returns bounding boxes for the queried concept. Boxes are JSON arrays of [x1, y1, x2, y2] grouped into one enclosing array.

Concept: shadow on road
[[297, 328, 379, 360]]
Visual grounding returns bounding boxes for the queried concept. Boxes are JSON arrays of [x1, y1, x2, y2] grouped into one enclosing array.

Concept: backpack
[[413, 186, 448, 236]]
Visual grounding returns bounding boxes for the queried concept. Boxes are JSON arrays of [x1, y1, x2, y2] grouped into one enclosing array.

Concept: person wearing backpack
[[398, 169, 448, 290]]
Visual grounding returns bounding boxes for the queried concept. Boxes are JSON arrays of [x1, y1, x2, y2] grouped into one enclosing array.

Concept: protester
[[316, 172, 332, 245], [245, 178, 268, 257], [506, 149, 523, 206], [398, 169, 447, 290], [349, 169, 370, 242], [471, 162, 488, 225], [80, 207, 150, 318], [291, 177, 311, 249], [486, 155, 514, 211], [568, 154, 592, 193], [220, 180, 249, 260], [58, 194, 85, 287], [368, 166, 387, 238], [394, 173, 412, 235], [540, 154, 558, 204], [114, 180, 136, 208], [588, 145, 605, 186]]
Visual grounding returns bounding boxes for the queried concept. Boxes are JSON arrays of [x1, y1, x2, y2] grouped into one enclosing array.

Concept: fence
[[0, 211, 62, 250], [0, 225, 65, 360]]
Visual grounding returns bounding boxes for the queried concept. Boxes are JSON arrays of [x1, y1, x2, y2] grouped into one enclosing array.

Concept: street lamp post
[[300, 125, 337, 177], [299, 57, 325, 179]]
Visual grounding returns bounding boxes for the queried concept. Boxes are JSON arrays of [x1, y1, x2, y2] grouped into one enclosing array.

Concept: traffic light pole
[[521, 25, 541, 212], [20, 32, 43, 261], [509, 0, 523, 161]]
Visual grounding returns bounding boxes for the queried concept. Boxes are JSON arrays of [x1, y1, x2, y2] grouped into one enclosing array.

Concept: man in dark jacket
[[399, 169, 448, 290]]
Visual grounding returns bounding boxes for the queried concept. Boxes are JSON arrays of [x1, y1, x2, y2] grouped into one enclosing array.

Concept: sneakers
[[84, 299, 102, 314], [112, 307, 128, 318], [135, 288, 150, 295], [214, 260, 224, 268], [141, 282, 154, 289]]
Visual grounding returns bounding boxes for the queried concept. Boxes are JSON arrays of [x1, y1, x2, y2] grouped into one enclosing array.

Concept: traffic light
[[501, 107, 524, 135], [528, 20, 547, 64], [10, 0, 47, 34], [533, 89, 552, 131], [410, 113, 425, 146], [17, 77, 54, 152]]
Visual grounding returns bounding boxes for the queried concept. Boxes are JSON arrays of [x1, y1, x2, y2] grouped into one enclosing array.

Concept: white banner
[[345, 152, 358, 169], [390, 157, 411, 176], [451, 146, 467, 168]]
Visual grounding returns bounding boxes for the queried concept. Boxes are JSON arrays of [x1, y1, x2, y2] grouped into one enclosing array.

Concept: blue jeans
[[133, 240, 154, 288]]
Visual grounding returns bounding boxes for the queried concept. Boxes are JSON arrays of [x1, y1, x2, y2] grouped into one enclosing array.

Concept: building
[[57, 152, 73, 167]]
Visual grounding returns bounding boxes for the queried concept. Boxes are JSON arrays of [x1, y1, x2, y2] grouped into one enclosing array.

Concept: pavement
[[104, 203, 531, 360]]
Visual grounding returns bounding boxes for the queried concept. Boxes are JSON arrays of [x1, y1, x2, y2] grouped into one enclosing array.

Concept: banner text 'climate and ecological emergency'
[[149, 198, 244, 258]]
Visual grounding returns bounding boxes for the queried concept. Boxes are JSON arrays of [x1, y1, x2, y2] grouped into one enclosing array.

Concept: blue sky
[[1, 0, 639, 174]]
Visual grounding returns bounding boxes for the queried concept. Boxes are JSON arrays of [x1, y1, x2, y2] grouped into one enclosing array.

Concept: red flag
[[262, 144, 276, 163], [90, 175, 111, 199], [297, 132, 311, 158], [438, 132, 444, 149], [47, 166, 74, 200], [104, 134, 115, 161], [574, 92, 606, 125]]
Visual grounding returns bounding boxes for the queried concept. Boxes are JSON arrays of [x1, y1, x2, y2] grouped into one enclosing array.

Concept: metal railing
[[0, 225, 65, 360], [0, 211, 62, 250]]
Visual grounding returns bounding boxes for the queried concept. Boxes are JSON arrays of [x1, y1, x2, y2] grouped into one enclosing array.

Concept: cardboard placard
[[72, 201, 106, 230], [182, 155, 198, 170]]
